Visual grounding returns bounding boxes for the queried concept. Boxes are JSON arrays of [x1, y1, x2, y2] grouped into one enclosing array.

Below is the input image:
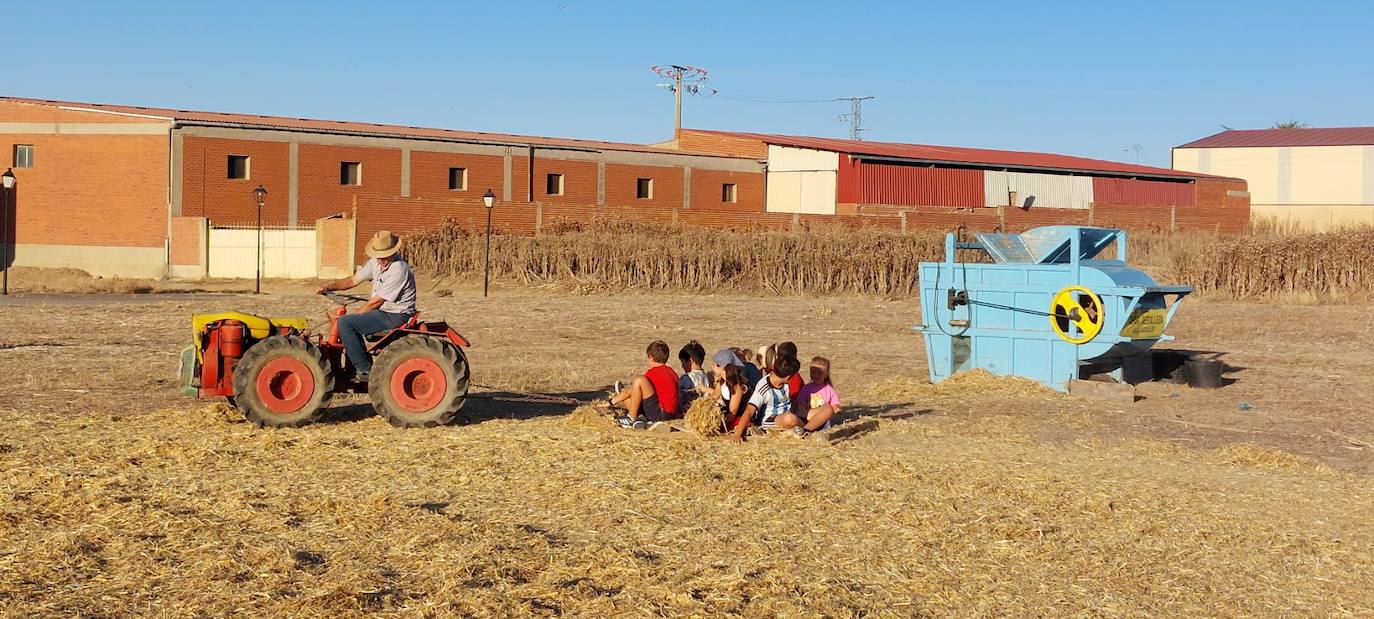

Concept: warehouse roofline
[[1176, 126, 1374, 149], [681, 129, 1240, 182], [0, 96, 757, 159]]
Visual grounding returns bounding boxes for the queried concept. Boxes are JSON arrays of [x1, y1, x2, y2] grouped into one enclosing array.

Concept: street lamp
[[482, 188, 496, 298], [253, 185, 267, 294], [1, 168, 14, 296]]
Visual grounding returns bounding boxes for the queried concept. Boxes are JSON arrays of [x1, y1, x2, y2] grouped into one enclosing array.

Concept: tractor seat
[[364, 313, 420, 342]]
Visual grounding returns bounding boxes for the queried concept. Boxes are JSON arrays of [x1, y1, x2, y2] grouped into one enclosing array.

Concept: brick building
[[0, 97, 1249, 279]]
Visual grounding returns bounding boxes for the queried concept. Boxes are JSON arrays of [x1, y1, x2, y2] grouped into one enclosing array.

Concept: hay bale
[[864, 369, 1056, 403], [567, 401, 616, 429], [683, 396, 724, 437]]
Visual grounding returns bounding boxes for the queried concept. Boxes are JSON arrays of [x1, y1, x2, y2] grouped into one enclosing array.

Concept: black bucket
[[1185, 357, 1224, 389], [1151, 350, 1191, 384]]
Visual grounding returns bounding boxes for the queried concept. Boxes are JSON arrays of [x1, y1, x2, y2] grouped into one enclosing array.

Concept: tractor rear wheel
[[232, 335, 333, 428], [368, 336, 469, 428]]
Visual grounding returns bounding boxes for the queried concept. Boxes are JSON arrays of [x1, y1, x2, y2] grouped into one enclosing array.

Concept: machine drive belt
[[964, 299, 1076, 321]]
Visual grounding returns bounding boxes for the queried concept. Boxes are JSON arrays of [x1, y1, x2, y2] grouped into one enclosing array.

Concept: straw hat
[[365, 230, 402, 258]]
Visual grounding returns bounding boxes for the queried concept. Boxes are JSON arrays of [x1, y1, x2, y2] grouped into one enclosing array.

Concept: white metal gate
[[207, 224, 317, 279]]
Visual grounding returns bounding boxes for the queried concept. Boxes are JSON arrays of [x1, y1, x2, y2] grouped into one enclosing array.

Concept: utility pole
[[837, 96, 874, 141], [651, 65, 713, 138], [1127, 144, 1144, 164]]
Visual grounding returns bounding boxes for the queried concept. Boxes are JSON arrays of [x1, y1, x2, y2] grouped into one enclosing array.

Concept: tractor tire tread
[[231, 335, 333, 429], [368, 335, 469, 429]]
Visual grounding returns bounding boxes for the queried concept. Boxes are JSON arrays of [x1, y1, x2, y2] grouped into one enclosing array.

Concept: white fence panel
[[208, 227, 317, 279], [983, 171, 1094, 209]]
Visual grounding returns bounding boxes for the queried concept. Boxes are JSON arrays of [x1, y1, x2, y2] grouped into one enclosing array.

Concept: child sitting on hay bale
[[599, 340, 680, 430], [776, 356, 841, 438], [677, 340, 710, 407], [710, 348, 751, 430], [730, 355, 801, 443]]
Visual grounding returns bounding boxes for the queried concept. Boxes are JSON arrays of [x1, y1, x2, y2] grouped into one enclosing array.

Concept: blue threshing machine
[[917, 225, 1191, 392]]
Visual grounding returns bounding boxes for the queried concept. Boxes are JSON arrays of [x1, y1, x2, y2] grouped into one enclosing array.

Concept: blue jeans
[[338, 310, 411, 374]]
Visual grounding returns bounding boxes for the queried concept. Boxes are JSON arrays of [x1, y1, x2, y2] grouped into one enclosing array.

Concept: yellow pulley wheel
[[1050, 286, 1104, 344]]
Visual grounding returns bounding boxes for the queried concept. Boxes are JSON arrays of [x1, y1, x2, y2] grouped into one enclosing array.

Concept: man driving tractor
[[316, 230, 418, 381]]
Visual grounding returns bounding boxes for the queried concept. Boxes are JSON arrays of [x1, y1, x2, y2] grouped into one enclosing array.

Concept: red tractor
[[179, 292, 470, 428]]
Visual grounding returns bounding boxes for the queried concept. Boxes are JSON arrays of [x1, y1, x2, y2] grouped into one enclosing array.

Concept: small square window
[[340, 162, 362, 186], [448, 167, 468, 190], [722, 183, 737, 203], [13, 144, 34, 169], [227, 155, 250, 180], [636, 178, 653, 199], [545, 173, 564, 196]]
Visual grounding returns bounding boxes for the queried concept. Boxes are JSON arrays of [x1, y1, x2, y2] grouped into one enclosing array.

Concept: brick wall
[[169, 217, 205, 266], [689, 168, 766, 213], [675, 130, 768, 158], [297, 143, 402, 224], [408, 150, 504, 202], [0, 106, 169, 248], [532, 156, 598, 204], [605, 163, 682, 212], [181, 136, 290, 223]]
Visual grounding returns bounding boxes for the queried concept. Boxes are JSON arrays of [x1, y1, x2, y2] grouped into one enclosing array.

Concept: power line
[[650, 64, 712, 136], [709, 90, 836, 104], [836, 96, 874, 141], [648, 75, 878, 140]]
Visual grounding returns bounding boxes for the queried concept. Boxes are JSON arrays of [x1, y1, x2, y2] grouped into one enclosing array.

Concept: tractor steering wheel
[[320, 291, 369, 307]]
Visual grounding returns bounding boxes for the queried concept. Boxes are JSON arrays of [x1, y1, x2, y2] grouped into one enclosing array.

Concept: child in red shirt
[[776, 341, 804, 396], [601, 340, 680, 429]]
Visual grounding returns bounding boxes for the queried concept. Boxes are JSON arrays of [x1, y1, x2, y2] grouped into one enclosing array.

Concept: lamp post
[[482, 188, 496, 298], [1, 168, 14, 296], [253, 185, 267, 294]]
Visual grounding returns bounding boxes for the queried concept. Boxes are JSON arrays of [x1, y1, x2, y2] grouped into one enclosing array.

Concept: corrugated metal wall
[[983, 171, 1094, 209], [856, 161, 984, 207], [1092, 177, 1195, 206], [841, 159, 1204, 213]]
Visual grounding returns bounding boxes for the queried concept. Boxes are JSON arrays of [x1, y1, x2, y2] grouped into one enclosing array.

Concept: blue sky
[[7, 1, 1371, 167]]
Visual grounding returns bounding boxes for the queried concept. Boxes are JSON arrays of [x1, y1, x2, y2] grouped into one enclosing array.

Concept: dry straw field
[[3, 289, 1374, 616], [407, 218, 1374, 301], [4, 217, 1374, 616]]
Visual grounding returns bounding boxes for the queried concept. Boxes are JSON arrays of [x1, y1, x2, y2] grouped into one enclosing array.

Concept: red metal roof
[[1176, 127, 1374, 149], [0, 96, 750, 158], [684, 129, 1232, 181]]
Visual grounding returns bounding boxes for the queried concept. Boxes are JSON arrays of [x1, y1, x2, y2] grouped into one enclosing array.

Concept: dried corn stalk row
[[407, 217, 1373, 300]]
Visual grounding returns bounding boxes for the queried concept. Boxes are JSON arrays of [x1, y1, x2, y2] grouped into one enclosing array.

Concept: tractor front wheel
[[232, 336, 333, 428], [368, 336, 469, 428]]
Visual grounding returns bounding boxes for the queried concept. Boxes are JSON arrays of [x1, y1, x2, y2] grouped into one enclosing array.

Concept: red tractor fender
[[367, 321, 470, 354]]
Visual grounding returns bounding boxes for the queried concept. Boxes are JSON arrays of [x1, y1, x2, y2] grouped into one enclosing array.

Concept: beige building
[[1173, 127, 1374, 230]]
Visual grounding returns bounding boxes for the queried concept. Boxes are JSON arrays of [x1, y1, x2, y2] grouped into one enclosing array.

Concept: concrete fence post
[[168, 216, 210, 280], [198, 217, 209, 279], [314, 215, 357, 278], [899, 211, 908, 233], [314, 219, 327, 278], [536, 202, 544, 235], [1170, 205, 1177, 233]]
